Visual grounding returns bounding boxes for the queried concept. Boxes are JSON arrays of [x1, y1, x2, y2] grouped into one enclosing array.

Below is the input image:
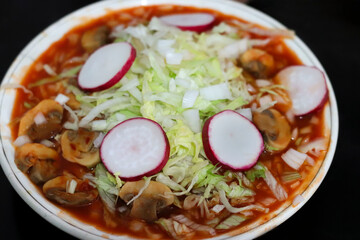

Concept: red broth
[[10, 5, 329, 239]]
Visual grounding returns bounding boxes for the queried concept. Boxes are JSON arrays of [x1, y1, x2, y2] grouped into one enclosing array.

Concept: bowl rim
[[0, 0, 339, 239]]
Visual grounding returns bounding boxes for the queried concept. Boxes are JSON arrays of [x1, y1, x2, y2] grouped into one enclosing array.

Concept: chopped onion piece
[[182, 109, 201, 133], [91, 120, 107, 131], [246, 83, 256, 93], [13, 135, 32, 147], [291, 128, 298, 141], [255, 79, 271, 87], [306, 155, 315, 166], [281, 148, 307, 170], [297, 138, 327, 154], [285, 110, 295, 123], [55, 93, 69, 105], [259, 95, 273, 107], [236, 108, 252, 121], [40, 139, 55, 148], [211, 204, 225, 213], [219, 39, 248, 59], [34, 112, 47, 125], [263, 167, 288, 201], [200, 83, 232, 101], [66, 179, 77, 194], [292, 194, 305, 207], [166, 52, 183, 65], [93, 132, 105, 148], [182, 90, 199, 109]]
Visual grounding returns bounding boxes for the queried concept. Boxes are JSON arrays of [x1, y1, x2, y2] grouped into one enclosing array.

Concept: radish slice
[[202, 110, 264, 170], [100, 118, 169, 181], [78, 42, 136, 92], [276, 66, 328, 116], [159, 13, 215, 32]]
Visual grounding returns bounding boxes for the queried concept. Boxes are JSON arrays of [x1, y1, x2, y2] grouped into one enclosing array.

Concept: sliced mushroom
[[81, 25, 110, 53], [15, 143, 59, 184], [239, 49, 275, 78], [60, 129, 100, 168], [253, 109, 291, 152], [43, 175, 98, 206], [119, 180, 174, 222], [18, 99, 63, 141]]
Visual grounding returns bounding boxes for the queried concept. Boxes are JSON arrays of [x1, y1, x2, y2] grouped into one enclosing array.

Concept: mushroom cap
[[18, 99, 63, 141], [253, 109, 291, 152], [43, 175, 98, 206], [60, 129, 100, 168], [240, 49, 275, 78], [15, 143, 60, 184], [119, 180, 174, 222]]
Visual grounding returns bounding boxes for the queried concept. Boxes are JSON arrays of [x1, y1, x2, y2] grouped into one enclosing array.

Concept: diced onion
[[13, 135, 32, 147], [66, 179, 78, 194], [255, 79, 271, 87], [286, 110, 295, 123], [281, 148, 307, 170], [291, 128, 298, 141], [306, 155, 315, 166], [297, 138, 327, 154], [292, 194, 305, 207], [259, 95, 273, 108], [200, 83, 232, 101], [40, 139, 55, 148], [182, 109, 201, 133], [55, 93, 69, 105], [246, 83, 256, 93], [211, 204, 225, 213], [91, 120, 107, 131], [166, 52, 183, 65], [34, 112, 47, 125], [219, 39, 248, 59], [236, 108, 252, 121], [93, 132, 105, 148], [182, 90, 199, 109], [156, 39, 175, 56]]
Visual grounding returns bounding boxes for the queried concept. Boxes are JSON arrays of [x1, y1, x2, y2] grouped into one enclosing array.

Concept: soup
[[9, 5, 330, 239]]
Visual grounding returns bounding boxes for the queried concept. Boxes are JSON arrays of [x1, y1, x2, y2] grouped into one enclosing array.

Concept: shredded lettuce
[[94, 163, 120, 212], [216, 214, 246, 230], [245, 163, 266, 182]]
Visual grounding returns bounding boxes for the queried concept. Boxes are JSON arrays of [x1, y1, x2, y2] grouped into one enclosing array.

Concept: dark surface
[[0, 0, 359, 239]]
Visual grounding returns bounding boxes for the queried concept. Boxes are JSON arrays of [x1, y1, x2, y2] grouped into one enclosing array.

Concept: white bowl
[[0, 0, 339, 239]]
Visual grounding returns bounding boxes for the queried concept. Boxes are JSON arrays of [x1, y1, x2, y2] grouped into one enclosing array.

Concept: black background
[[1, 0, 359, 239]]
